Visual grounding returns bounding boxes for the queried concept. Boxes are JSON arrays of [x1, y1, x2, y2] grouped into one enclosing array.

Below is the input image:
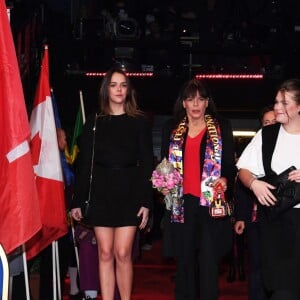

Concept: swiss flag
[[0, 0, 42, 254], [26, 46, 68, 259]]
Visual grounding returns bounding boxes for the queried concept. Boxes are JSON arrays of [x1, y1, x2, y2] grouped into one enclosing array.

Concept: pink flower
[[152, 178, 163, 188], [166, 179, 175, 190], [151, 167, 182, 192]]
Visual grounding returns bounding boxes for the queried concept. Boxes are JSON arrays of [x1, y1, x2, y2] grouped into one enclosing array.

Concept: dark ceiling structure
[[7, 0, 300, 129]]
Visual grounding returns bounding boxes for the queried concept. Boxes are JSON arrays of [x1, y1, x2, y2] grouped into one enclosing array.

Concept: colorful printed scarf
[[168, 115, 222, 223], [168, 118, 187, 223]]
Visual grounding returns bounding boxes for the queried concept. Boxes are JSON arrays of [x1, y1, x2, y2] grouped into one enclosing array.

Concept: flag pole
[[22, 245, 31, 300], [69, 213, 80, 273], [8, 277, 13, 300], [52, 242, 57, 300], [79, 90, 86, 124], [67, 90, 87, 281], [68, 89, 87, 273], [54, 241, 62, 300]]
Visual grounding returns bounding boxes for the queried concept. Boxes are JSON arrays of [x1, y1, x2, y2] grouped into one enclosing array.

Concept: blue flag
[[51, 90, 74, 186]]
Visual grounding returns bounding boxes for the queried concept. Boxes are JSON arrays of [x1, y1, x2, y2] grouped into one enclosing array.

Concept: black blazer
[[234, 178, 256, 223]]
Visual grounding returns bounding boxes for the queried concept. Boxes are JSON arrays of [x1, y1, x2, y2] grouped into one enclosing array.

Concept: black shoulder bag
[[261, 124, 300, 220]]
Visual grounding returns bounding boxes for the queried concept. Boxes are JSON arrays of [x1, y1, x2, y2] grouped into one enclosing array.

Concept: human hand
[[71, 208, 83, 221], [137, 207, 149, 230], [234, 221, 245, 235], [213, 177, 228, 191], [251, 179, 276, 206], [288, 169, 300, 183]]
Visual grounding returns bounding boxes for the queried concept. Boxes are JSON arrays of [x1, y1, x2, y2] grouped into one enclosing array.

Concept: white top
[[236, 125, 300, 208]]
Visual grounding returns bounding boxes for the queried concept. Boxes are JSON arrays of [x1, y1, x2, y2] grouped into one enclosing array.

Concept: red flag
[[0, 0, 42, 254], [26, 46, 68, 259]]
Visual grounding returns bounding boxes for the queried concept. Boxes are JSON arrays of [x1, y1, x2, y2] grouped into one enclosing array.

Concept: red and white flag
[[0, 0, 41, 254], [26, 46, 68, 259]]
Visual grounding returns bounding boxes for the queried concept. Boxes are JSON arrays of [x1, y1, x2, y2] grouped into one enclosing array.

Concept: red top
[[183, 128, 206, 197]]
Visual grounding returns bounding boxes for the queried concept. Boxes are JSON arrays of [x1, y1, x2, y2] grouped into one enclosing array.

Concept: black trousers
[[247, 221, 269, 300], [174, 195, 232, 300], [259, 208, 300, 300]]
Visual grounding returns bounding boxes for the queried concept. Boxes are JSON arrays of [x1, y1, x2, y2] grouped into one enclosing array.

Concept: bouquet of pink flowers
[[151, 158, 183, 210]]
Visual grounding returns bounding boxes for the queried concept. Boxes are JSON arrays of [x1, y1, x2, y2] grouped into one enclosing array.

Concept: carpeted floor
[[63, 238, 248, 300], [131, 239, 247, 300]]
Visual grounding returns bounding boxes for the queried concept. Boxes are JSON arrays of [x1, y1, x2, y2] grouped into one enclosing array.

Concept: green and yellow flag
[[65, 106, 84, 164]]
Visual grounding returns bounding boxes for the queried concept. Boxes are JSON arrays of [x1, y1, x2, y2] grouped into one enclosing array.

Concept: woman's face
[[262, 110, 276, 127], [183, 91, 208, 121], [108, 72, 128, 106], [274, 90, 300, 124]]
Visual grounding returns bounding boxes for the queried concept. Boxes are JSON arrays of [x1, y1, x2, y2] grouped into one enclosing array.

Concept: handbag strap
[[85, 113, 98, 207]]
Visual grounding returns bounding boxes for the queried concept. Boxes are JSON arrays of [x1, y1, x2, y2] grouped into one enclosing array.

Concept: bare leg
[[94, 227, 115, 300], [114, 227, 137, 300]]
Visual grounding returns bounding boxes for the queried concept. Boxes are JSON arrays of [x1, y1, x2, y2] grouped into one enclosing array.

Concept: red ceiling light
[[85, 72, 106, 77], [195, 74, 264, 79], [85, 72, 154, 77]]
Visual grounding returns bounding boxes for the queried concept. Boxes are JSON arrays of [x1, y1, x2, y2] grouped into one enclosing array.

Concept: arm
[[288, 169, 300, 183], [137, 116, 154, 229], [219, 118, 236, 198], [234, 221, 245, 235], [236, 129, 276, 206], [238, 168, 276, 206], [234, 178, 255, 222], [234, 178, 256, 234]]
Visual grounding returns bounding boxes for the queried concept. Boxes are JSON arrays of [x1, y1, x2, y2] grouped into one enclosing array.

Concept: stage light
[[233, 131, 256, 137], [195, 74, 264, 79], [115, 17, 140, 40], [85, 72, 154, 77]]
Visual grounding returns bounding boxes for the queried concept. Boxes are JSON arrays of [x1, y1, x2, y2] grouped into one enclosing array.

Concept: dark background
[[6, 0, 300, 134]]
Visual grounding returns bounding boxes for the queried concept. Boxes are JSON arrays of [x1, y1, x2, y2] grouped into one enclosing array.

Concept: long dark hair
[[98, 68, 142, 116], [173, 78, 217, 124]]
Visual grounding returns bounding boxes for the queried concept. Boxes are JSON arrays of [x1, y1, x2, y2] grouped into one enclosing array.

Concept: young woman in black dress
[[71, 68, 153, 300]]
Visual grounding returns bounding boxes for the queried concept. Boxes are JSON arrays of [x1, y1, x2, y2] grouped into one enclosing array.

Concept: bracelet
[[248, 178, 257, 190]]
